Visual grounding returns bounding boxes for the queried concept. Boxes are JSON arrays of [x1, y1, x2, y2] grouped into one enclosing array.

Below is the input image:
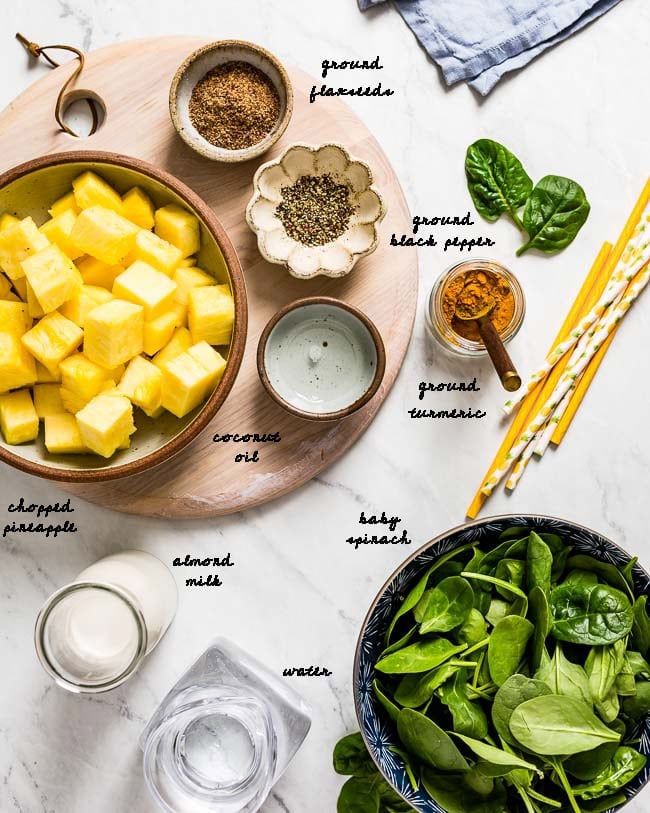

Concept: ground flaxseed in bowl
[[188, 61, 281, 151]]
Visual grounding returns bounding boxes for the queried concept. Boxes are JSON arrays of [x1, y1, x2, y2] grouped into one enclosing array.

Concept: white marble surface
[[1, 0, 649, 811]]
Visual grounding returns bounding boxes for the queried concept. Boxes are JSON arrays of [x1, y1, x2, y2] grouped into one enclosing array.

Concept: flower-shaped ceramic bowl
[[246, 143, 386, 279], [354, 515, 650, 813]]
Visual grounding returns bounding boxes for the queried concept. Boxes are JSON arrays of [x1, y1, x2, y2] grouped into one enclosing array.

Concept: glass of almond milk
[[34, 550, 177, 693]]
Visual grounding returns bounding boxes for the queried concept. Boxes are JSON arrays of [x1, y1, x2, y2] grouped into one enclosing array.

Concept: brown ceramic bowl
[[169, 40, 294, 163], [0, 151, 247, 483], [257, 296, 385, 421]]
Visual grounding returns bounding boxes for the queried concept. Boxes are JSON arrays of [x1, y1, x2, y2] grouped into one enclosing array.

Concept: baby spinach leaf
[[615, 652, 637, 697], [394, 662, 459, 708], [333, 732, 377, 776], [572, 746, 647, 800], [517, 175, 590, 256], [422, 770, 509, 813], [380, 626, 418, 658], [492, 675, 552, 746], [563, 570, 599, 588], [577, 793, 627, 812], [509, 696, 621, 755], [456, 608, 488, 646], [631, 595, 650, 658], [439, 669, 489, 739], [621, 557, 638, 590], [622, 680, 650, 720], [535, 643, 592, 704], [527, 532, 553, 596], [488, 616, 534, 687], [375, 638, 467, 675], [566, 555, 634, 600], [595, 686, 620, 724], [487, 599, 512, 628], [529, 586, 552, 672], [564, 737, 620, 782], [465, 139, 532, 225], [373, 680, 400, 722], [550, 582, 633, 646], [415, 576, 474, 634], [337, 776, 381, 813], [397, 709, 469, 772], [465, 767, 495, 795], [494, 560, 526, 600], [386, 542, 477, 642], [627, 650, 650, 678], [452, 733, 542, 776]]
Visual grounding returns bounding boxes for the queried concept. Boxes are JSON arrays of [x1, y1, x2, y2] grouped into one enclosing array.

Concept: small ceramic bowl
[[246, 143, 386, 279], [354, 515, 650, 813], [257, 297, 385, 421], [0, 151, 247, 483], [169, 40, 293, 163]]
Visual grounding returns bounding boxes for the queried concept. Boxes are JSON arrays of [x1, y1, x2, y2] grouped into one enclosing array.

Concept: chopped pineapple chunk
[[11, 276, 27, 300], [60, 285, 113, 327], [122, 187, 155, 229], [170, 300, 188, 327], [118, 356, 163, 417], [21, 244, 82, 314], [113, 261, 177, 319], [188, 341, 227, 389], [72, 171, 123, 214], [0, 213, 20, 232], [154, 204, 200, 257], [76, 390, 135, 457], [172, 265, 213, 305], [0, 332, 37, 392], [39, 210, 84, 261], [124, 229, 182, 276], [160, 349, 216, 418], [0, 216, 50, 280], [0, 389, 39, 444], [76, 256, 124, 289], [21, 311, 83, 374], [33, 383, 65, 418], [188, 285, 234, 346], [36, 360, 60, 383], [60, 353, 120, 403], [26, 281, 45, 318], [70, 206, 138, 265], [48, 191, 80, 219], [84, 299, 144, 368], [0, 301, 31, 335], [44, 413, 89, 454], [152, 326, 192, 370], [143, 310, 177, 356]]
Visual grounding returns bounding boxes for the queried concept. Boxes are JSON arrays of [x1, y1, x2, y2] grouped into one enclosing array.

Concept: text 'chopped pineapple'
[[0, 170, 234, 458]]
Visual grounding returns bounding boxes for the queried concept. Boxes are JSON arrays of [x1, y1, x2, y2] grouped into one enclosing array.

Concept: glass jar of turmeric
[[426, 259, 525, 357]]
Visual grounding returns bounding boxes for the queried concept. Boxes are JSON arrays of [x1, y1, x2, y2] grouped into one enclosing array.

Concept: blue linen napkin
[[358, 0, 624, 94]]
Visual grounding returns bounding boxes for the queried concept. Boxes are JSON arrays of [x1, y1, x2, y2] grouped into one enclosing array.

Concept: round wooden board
[[0, 36, 417, 518]]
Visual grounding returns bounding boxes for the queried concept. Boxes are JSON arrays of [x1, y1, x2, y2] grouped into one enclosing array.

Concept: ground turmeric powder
[[442, 268, 515, 343]]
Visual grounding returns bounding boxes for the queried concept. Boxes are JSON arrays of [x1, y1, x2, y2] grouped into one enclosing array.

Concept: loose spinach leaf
[[550, 582, 633, 646], [465, 139, 532, 224], [631, 595, 650, 658], [456, 608, 488, 646], [421, 770, 509, 813], [415, 576, 474, 634], [564, 737, 621, 782], [565, 555, 634, 600], [527, 532, 553, 596], [373, 680, 401, 722], [615, 652, 637, 697], [492, 674, 553, 746], [509, 696, 621, 755], [488, 616, 534, 687], [627, 650, 650, 678], [375, 638, 467, 675], [517, 175, 590, 256], [380, 626, 418, 658], [487, 599, 512, 628], [572, 746, 647, 800], [529, 586, 552, 672], [535, 643, 592, 704], [394, 662, 459, 708], [396, 708, 469, 772], [334, 732, 377, 776], [622, 680, 650, 720], [494, 560, 526, 599], [595, 686, 620, 724], [575, 793, 627, 812], [563, 570, 599, 589], [337, 776, 381, 813], [452, 733, 542, 776], [439, 669, 489, 739], [386, 542, 477, 642]]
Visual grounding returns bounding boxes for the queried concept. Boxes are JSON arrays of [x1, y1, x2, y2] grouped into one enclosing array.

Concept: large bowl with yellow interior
[[0, 151, 247, 483]]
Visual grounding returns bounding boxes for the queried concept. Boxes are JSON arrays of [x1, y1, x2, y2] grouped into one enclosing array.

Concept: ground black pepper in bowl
[[275, 174, 356, 246], [188, 61, 281, 150]]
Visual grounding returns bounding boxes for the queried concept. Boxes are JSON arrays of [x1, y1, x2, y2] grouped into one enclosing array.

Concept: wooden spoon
[[455, 295, 521, 392]]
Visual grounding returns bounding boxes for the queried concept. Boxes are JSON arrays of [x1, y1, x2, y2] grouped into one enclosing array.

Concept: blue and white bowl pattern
[[354, 515, 650, 813]]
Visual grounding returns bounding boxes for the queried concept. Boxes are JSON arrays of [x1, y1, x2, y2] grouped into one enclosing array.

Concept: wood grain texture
[[0, 36, 418, 518]]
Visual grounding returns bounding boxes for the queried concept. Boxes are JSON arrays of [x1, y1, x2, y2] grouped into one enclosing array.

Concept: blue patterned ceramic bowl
[[354, 514, 650, 813]]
